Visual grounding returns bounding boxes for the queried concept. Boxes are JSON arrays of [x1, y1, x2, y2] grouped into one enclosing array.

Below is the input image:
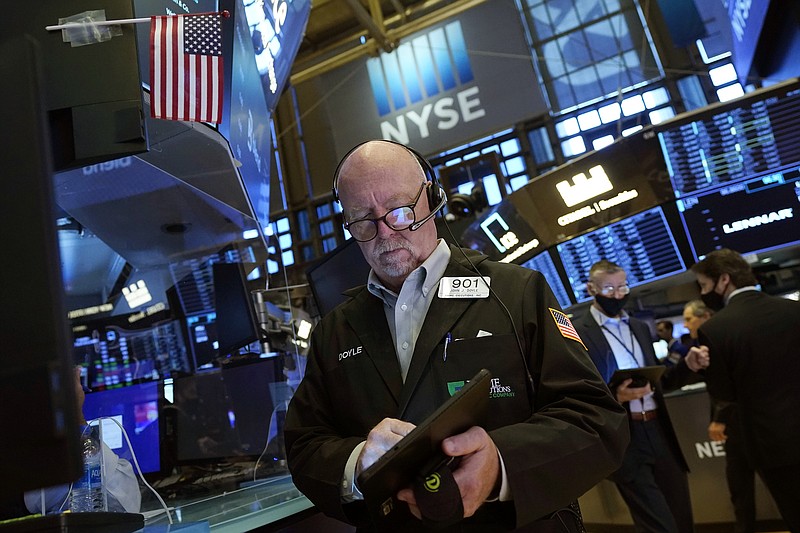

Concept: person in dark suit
[[284, 140, 630, 532], [574, 260, 707, 533], [655, 320, 689, 366], [683, 299, 756, 533], [691, 248, 800, 531]]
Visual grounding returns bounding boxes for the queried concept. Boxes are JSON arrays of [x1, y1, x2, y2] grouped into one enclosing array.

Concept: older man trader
[[285, 140, 629, 532]]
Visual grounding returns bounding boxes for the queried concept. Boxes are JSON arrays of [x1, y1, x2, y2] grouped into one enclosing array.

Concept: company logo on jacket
[[339, 346, 363, 361], [489, 377, 515, 399]]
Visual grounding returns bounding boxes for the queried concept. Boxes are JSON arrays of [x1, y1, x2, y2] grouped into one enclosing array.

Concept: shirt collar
[[726, 285, 759, 304], [367, 239, 451, 301]]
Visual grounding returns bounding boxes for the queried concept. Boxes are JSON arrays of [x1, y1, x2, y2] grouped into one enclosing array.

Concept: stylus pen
[[443, 333, 452, 361]]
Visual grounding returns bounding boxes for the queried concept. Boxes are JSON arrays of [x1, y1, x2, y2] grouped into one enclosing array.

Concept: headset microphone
[[409, 187, 447, 231]]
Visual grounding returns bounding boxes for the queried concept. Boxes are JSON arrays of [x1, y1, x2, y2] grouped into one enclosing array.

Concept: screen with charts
[[72, 311, 191, 391], [677, 172, 800, 260], [519, 251, 574, 310], [657, 78, 800, 198], [556, 207, 687, 303], [82, 381, 162, 474]]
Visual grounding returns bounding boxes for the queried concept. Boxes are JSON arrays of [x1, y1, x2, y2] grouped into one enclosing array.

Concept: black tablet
[[356, 368, 491, 521], [609, 365, 665, 390]]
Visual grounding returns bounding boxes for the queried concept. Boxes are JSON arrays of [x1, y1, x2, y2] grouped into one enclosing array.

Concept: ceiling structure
[[289, 0, 492, 85]]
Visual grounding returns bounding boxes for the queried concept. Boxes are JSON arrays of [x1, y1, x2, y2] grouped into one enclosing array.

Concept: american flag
[[549, 308, 587, 350], [150, 13, 223, 124]]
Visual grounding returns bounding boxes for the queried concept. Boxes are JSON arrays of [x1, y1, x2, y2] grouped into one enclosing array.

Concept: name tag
[[438, 276, 490, 299]]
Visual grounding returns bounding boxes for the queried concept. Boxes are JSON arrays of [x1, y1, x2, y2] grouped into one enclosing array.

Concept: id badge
[[438, 276, 490, 299]]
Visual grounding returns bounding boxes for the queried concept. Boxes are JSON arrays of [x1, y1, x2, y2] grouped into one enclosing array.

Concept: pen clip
[[443, 332, 452, 361]]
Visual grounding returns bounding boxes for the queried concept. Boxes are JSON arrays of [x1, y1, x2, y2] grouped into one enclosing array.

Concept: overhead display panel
[[510, 131, 673, 245], [519, 251, 573, 310], [241, 0, 310, 112], [656, 78, 800, 198], [459, 200, 546, 264], [678, 172, 800, 260], [556, 207, 686, 303]]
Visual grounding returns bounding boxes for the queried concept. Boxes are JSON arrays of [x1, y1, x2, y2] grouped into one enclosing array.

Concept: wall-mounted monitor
[[509, 131, 673, 244], [677, 172, 800, 260], [656, 78, 800, 198], [519, 250, 574, 310], [556, 207, 687, 303], [83, 380, 163, 475]]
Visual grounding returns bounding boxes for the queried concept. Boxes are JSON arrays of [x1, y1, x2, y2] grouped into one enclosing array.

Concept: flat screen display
[[83, 381, 162, 474], [306, 239, 371, 317], [677, 171, 800, 260], [556, 207, 687, 303], [213, 262, 261, 358], [173, 358, 290, 465], [509, 131, 673, 244], [657, 79, 800, 198], [72, 311, 191, 390], [519, 251, 573, 310], [459, 199, 547, 263]]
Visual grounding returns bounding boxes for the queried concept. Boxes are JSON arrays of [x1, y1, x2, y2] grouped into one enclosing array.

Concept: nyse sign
[[381, 87, 486, 143]]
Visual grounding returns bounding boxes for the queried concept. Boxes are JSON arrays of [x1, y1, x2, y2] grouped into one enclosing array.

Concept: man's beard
[[372, 238, 416, 278]]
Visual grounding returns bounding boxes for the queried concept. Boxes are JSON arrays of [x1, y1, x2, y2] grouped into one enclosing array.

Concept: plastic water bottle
[[69, 425, 107, 512]]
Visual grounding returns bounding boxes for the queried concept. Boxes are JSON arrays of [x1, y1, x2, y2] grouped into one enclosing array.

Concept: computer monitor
[[171, 358, 289, 467], [83, 381, 164, 475], [213, 262, 262, 359], [306, 239, 371, 317], [556, 207, 687, 303]]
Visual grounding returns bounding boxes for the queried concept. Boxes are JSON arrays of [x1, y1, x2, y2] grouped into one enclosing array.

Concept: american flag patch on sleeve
[[549, 308, 586, 350]]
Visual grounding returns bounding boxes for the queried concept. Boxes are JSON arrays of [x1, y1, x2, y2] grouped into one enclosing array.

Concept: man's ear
[[719, 272, 731, 287], [586, 282, 594, 296]]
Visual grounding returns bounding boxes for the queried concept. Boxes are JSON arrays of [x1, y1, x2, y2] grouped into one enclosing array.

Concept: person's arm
[[24, 485, 70, 515]]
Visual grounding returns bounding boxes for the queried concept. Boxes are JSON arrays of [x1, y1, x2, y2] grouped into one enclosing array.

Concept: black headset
[[331, 139, 447, 215]]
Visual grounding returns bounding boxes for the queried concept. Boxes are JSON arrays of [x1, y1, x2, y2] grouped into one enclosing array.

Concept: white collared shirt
[[590, 306, 657, 412]]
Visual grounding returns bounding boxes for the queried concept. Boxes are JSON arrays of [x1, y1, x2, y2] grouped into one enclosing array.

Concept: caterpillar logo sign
[[298, 0, 547, 158]]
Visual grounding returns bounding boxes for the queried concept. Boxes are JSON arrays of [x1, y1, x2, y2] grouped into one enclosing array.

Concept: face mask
[[701, 289, 726, 312], [595, 294, 629, 317]]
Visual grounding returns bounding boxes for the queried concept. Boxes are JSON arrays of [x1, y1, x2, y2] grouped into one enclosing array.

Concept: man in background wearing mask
[[691, 248, 800, 531], [574, 260, 707, 533]]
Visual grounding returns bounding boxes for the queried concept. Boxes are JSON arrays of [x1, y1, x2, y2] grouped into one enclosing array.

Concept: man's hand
[[396, 426, 500, 519], [615, 379, 653, 403], [685, 345, 710, 372], [355, 418, 416, 479], [708, 421, 727, 442]]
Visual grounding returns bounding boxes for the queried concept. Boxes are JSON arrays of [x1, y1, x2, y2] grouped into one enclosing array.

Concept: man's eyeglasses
[[595, 284, 631, 297], [344, 182, 427, 242]]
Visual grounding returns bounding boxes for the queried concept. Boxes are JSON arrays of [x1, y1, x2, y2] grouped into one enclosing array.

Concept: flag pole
[[45, 10, 229, 32]]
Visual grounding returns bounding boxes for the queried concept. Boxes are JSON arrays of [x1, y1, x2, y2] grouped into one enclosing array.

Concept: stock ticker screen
[[657, 79, 800, 198], [677, 172, 800, 260], [519, 251, 573, 310], [556, 207, 686, 303]]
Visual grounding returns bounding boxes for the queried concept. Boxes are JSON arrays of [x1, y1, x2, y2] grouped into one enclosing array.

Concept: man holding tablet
[[285, 140, 629, 532], [574, 260, 707, 533]]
